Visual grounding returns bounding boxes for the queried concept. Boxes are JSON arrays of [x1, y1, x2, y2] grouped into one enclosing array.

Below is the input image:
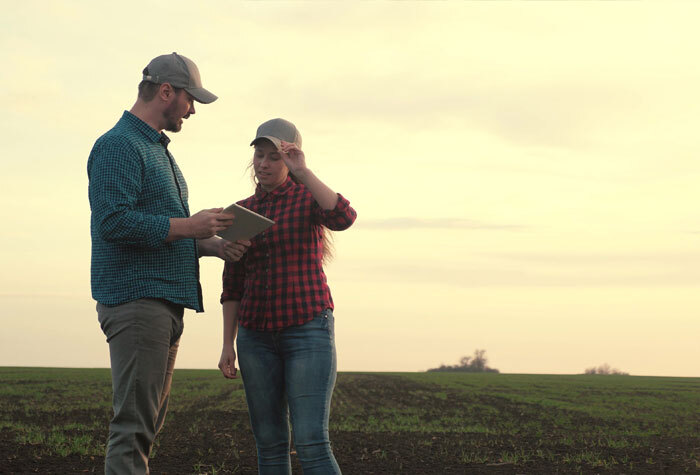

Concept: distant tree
[[584, 363, 629, 376], [471, 349, 486, 371], [428, 349, 499, 373]]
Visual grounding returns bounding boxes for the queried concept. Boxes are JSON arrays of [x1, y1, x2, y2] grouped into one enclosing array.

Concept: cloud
[[286, 74, 650, 151], [355, 217, 525, 231], [333, 249, 700, 289], [337, 257, 700, 288], [484, 252, 700, 266]]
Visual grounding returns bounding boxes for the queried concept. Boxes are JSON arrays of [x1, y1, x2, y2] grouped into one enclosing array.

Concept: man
[[87, 52, 247, 474]]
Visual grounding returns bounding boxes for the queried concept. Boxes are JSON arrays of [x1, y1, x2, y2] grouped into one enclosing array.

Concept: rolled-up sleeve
[[315, 193, 357, 231], [221, 259, 245, 303], [88, 136, 170, 248]]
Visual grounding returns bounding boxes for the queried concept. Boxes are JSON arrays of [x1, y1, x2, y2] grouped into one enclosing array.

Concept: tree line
[[584, 363, 629, 376], [428, 351, 630, 375], [427, 349, 499, 373]]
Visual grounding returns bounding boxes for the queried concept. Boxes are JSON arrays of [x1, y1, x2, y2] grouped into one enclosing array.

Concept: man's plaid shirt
[[88, 111, 203, 311], [221, 177, 356, 330]]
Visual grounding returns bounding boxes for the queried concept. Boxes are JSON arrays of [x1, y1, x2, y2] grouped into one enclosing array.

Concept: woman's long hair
[[248, 161, 334, 265]]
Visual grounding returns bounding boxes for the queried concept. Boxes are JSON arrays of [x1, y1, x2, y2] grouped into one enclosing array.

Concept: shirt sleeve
[[88, 135, 170, 248], [221, 259, 246, 303], [313, 193, 357, 231]]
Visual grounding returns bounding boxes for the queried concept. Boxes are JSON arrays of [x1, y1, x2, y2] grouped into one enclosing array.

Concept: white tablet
[[216, 203, 275, 242]]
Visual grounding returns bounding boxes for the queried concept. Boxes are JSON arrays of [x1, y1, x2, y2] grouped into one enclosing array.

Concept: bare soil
[[1, 373, 697, 474]]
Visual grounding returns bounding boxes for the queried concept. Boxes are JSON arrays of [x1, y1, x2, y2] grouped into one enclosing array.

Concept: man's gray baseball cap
[[250, 118, 302, 150], [142, 52, 217, 104]]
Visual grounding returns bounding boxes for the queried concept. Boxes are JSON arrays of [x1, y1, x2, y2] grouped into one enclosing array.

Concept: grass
[[1, 367, 699, 473], [398, 372, 700, 435]]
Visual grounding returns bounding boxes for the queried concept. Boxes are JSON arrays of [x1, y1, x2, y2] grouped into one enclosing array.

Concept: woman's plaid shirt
[[221, 177, 356, 330]]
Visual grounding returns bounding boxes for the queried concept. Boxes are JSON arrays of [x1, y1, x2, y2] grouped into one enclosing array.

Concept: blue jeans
[[237, 309, 341, 475]]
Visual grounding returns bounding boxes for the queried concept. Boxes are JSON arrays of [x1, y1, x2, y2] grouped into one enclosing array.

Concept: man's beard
[[163, 100, 183, 133]]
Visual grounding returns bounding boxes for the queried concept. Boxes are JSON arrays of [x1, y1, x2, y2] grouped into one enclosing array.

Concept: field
[[1, 368, 699, 474]]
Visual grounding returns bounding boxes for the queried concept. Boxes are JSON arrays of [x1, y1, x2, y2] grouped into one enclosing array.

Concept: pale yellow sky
[[1, 2, 699, 376]]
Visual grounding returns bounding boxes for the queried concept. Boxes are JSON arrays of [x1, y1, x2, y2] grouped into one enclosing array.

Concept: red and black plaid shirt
[[221, 177, 357, 330]]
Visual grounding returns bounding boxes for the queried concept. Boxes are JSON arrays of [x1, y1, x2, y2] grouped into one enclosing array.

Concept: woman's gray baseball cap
[[142, 52, 217, 104], [250, 118, 302, 150]]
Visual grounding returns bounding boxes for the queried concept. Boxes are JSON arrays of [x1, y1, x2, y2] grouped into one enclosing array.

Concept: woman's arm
[[218, 300, 240, 379], [279, 141, 338, 210], [197, 237, 251, 262], [293, 168, 339, 210]]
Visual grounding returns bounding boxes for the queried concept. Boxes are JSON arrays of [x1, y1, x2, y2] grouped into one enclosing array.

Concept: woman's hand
[[218, 345, 238, 379], [280, 140, 308, 178], [218, 239, 251, 263]]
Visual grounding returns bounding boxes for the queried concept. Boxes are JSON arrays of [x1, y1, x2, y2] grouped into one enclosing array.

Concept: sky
[[1, 1, 699, 376]]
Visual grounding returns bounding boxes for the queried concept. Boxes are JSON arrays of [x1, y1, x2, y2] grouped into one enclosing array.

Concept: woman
[[218, 118, 356, 474]]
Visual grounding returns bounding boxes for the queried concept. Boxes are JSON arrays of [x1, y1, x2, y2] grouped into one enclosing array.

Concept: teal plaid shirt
[[88, 111, 203, 311]]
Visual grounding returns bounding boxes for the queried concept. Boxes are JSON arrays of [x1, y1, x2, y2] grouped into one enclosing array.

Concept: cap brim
[[186, 87, 218, 104], [250, 136, 282, 150]]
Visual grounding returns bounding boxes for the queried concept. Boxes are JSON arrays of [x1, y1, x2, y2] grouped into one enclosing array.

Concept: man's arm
[[165, 208, 235, 242], [88, 137, 169, 248], [89, 137, 234, 246]]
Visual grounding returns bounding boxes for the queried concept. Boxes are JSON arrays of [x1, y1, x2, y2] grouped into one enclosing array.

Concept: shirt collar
[[121, 110, 168, 145], [254, 176, 295, 200]]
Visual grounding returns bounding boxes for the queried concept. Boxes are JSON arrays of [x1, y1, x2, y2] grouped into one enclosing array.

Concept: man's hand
[[218, 239, 251, 263], [167, 208, 235, 242], [218, 346, 238, 379], [188, 208, 235, 239]]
